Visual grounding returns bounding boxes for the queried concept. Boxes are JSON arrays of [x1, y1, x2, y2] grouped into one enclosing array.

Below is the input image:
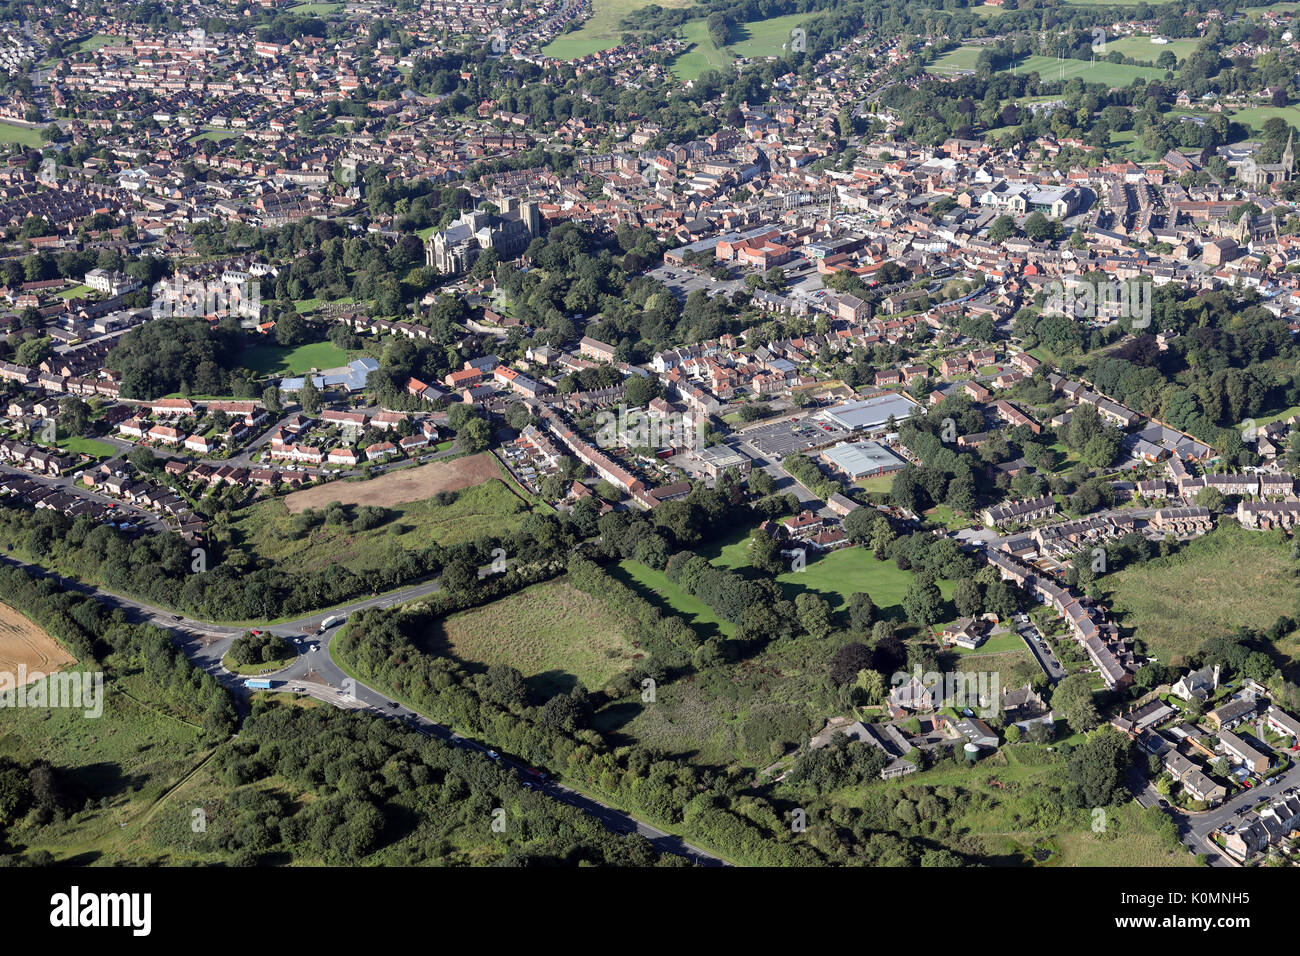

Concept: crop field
[[0, 603, 74, 682], [285, 452, 504, 512]]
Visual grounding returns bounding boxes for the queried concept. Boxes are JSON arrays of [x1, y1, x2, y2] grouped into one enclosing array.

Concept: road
[[1011, 612, 1066, 683], [0, 554, 725, 865]]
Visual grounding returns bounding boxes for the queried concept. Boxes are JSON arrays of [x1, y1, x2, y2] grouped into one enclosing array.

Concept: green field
[[1101, 37, 1197, 65], [77, 34, 118, 52], [231, 478, 530, 575], [928, 46, 1169, 86], [239, 340, 350, 376], [57, 284, 92, 299], [431, 578, 641, 695], [670, 19, 734, 81], [1103, 522, 1300, 670], [0, 668, 216, 863], [669, 12, 811, 80], [1229, 105, 1300, 134], [56, 436, 117, 458], [542, 0, 695, 59], [615, 559, 736, 639], [290, 1, 344, 12], [0, 122, 45, 148]]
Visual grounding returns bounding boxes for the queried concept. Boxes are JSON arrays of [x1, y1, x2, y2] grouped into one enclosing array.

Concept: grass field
[[239, 341, 349, 376], [285, 453, 503, 513], [542, 0, 695, 59], [0, 122, 45, 148], [0, 603, 74, 682], [816, 743, 1194, 866], [290, 1, 343, 11], [1100, 37, 1197, 65], [614, 559, 736, 639], [1229, 105, 1300, 134], [77, 34, 118, 52], [670, 12, 810, 80], [56, 436, 117, 459], [430, 578, 641, 696], [233, 476, 530, 574], [0, 671, 215, 863], [1102, 522, 1300, 670], [670, 19, 734, 80], [57, 284, 91, 299], [928, 46, 1168, 86]]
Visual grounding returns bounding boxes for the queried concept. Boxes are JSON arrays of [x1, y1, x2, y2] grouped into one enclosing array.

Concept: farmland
[[0, 603, 75, 682], [284, 452, 504, 512], [427, 578, 642, 696]]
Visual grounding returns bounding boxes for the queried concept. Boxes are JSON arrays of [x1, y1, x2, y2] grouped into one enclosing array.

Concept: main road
[[0, 555, 725, 866]]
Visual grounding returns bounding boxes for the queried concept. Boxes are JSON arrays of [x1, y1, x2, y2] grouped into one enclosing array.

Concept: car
[[337, 690, 347, 697], [387, 700, 398, 708], [487, 750, 500, 761], [293, 686, 305, 692], [1158, 799, 1169, 808], [172, 614, 183, 621]]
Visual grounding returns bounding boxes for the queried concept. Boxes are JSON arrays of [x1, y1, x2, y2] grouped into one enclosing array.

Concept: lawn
[[1102, 521, 1300, 670], [0, 122, 45, 148], [429, 578, 642, 696], [231, 477, 531, 575], [290, 1, 343, 11], [725, 12, 812, 58], [542, 0, 695, 59], [239, 341, 350, 376], [56, 436, 117, 458], [57, 284, 92, 299], [77, 34, 118, 52]]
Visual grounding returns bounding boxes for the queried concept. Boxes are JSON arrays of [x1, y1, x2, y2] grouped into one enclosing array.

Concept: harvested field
[[0, 603, 75, 683], [284, 452, 503, 513]]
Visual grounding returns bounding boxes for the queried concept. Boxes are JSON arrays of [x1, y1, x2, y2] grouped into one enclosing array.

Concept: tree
[[952, 578, 983, 618], [1064, 727, 1131, 808], [988, 215, 1017, 243], [795, 592, 833, 639], [57, 397, 90, 437], [456, 416, 491, 453], [829, 643, 874, 685], [1052, 673, 1101, 734], [847, 592, 875, 632], [297, 375, 323, 415], [262, 384, 283, 416], [902, 576, 943, 629]]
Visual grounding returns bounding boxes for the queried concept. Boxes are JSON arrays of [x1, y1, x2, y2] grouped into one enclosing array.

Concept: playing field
[[1229, 105, 1300, 134], [0, 603, 75, 683], [1100, 37, 1196, 65], [284, 452, 504, 513], [432, 579, 641, 695]]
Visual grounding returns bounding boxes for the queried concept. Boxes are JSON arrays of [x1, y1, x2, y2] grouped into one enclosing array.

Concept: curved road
[[0, 555, 725, 865]]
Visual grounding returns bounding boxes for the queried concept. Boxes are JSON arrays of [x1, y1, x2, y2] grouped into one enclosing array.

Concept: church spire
[[1285, 129, 1295, 178]]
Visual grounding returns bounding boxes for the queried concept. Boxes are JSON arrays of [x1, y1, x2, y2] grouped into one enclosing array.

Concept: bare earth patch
[[0, 603, 75, 684], [284, 452, 502, 513]]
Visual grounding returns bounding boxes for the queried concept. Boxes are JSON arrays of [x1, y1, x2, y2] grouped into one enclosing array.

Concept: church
[[1238, 131, 1295, 189]]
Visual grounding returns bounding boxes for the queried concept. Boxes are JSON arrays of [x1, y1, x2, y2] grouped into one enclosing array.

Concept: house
[[941, 616, 995, 651], [1208, 697, 1258, 730], [1266, 706, 1300, 743], [1222, 793, 1300, 860], [1171, 664, 1219, 702], [1218, 728, 1269, 774]]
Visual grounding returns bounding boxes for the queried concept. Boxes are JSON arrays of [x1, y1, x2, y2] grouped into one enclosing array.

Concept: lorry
[[244, 678, 273, 690], [317, 614, 345, 634]]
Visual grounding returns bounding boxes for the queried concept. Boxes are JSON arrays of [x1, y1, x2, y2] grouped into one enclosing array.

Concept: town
[[0, 0, 1295, 879]]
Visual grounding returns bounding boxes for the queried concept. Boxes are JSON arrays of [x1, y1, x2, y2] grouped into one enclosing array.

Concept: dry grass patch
[[284, 452, 503, 513]]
